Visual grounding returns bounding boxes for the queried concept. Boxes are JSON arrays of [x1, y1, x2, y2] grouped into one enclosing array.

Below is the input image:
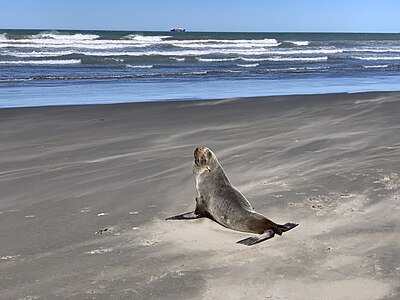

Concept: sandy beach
[[0, 92, 399, 299]]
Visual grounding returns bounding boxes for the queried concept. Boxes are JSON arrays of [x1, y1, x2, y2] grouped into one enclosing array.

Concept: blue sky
[[1, 0, 399, 32]]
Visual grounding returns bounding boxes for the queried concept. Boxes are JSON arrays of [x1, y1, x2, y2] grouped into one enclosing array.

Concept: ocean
[[1, 29, 400, 107]]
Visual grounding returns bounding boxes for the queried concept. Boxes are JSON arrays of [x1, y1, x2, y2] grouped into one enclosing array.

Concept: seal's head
[[194, 147, 214, 171]]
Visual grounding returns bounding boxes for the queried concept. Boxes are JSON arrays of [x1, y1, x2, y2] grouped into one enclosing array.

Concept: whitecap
[[346, 48, 400, 53], [33, 32, 100, 41], [122, 34, 172, 42], [268, 56, 328, 62], [125, 64, 153, 69], [241, 56, 328, 62], [354, 56, 400, 60], [0, 59, 81, 65], [0, 40, 150, 50], [363, 65, 389, 68], [288, 41, 310, 46], [197, 57, 241, 62], [181, 71, 208, 76], [2, 50, 74, 57], [171, 38, 280, 48], [236, 63, 259, 67], [170, 57, 185, 61], [104, 57, 124, 62]]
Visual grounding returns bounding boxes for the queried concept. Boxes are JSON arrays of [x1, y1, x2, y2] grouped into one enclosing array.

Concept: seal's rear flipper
[[236, 229, 275, 246], [165, 211, 204, 220], [280, 222, 298, 232]]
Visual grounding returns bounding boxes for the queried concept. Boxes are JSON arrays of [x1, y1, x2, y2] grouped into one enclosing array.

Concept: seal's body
[[167, 147, 298, 245]]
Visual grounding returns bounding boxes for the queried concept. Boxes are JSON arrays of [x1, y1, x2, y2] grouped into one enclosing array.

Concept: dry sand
[[0, 92, 399, 300]]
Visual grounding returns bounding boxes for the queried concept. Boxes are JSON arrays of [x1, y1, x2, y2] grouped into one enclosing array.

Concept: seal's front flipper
[[165, 211, 204, 220], [236, 229, 275, 246]]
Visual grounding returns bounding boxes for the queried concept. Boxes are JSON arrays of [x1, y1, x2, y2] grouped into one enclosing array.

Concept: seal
[[166, 147, 298, 246]]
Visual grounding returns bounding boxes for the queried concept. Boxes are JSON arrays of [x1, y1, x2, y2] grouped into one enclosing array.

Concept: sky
[[1, 0, 399, 33]]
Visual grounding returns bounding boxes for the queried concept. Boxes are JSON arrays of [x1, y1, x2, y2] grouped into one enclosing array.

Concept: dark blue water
[[1, 30, 400, 107]]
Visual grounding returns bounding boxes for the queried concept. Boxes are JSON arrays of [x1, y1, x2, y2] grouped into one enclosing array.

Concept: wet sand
[[0, 92, 399, 299]]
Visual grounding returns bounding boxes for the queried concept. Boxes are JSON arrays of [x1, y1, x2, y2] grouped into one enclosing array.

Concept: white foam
[[354, 56, 400, 60], [268, 56, 328, 62], [236, 63, 259, 67], [363, 65, 389, 68], [77, 49, 266, 57], [182, 71, 208, 76], [0, 37, 281, 52], [241, 56, 328, 62], [170, 57, 185, 61], [347, 48, 400, 53], [0, 45, 340, 58], [0, 40, 150, 49], [288, 41, 310, 46], [197, 57, 241, 62], [47, 49, 333, 59], [122, 34, 172, 42], [237, 49, 342, 58], [125, 64, 153, 69], [0, 59, 81, 65], [280, 49, 341, 55], [171, 38, 280, 48], [105, 58, 124, 62], [33, 32, 100, 41], [3, 50, 75, 57]]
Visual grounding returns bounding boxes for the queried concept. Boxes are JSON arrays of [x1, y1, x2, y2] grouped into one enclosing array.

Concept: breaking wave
[[0, 59, 81, 65], [125, 64, 153, 69], [236, 63, 259, 67], [353, 56, 400, 60]]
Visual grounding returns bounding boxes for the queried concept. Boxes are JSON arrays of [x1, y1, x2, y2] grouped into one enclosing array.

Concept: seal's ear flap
[[207, 149, 212, 159], [206, 150, 212, 172]]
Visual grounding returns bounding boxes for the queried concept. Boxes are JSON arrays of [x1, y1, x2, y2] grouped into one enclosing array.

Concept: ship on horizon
[[170, 28, 185, 32]]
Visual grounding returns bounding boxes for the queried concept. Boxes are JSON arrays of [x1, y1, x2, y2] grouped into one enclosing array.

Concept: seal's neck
[[192, 163, 209, 177]]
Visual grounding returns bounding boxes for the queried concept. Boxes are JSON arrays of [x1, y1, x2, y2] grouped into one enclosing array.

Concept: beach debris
[[95, 228, 112, 235], [97, 212, 109, 216], [84, 248, 113, 255], [139, 239, 158, 246], [1, 255, 20, 260], [340, 194, 351, 198], [18, 296, 39, 300], [374, 173, 399, 190]]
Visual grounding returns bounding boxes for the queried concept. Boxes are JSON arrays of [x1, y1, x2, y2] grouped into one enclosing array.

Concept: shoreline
[[1, 90, 400, 110], [1, 91, 399, 299]]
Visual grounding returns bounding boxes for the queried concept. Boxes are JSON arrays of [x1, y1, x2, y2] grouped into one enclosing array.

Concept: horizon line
[[1, 28, 399, 34]]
